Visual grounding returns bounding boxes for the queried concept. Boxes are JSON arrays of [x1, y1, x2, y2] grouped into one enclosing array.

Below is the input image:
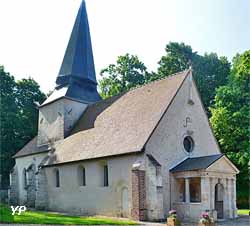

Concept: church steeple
[[38, 1, 101, 145], [41, 0, 101, 105], [56, 0, 97, 86]]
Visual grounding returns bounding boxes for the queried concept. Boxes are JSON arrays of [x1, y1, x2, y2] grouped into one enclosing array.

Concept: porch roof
[[170, 154, 224, 173]]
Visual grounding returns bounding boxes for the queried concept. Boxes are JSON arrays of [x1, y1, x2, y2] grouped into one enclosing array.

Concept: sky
[[0, 0, 249, 94]]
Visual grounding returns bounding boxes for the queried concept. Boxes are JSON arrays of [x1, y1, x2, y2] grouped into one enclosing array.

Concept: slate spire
[[51, 0, 101, 103], [57, 0, 97, 85]]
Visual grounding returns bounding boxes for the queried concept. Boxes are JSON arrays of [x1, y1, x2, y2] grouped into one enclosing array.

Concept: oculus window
[[183, 136, 194, 153]]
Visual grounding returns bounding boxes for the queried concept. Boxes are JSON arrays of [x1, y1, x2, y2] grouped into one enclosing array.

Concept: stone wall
[[9, 165, 19, 205], [145, 73, 221, 217], [15, 152, 47, 205], [45, 154, 141, 217], [38, 98, 87, 145], [146, 157, 164, 220], [26, 164, 36, 207], [35, 168, 49, 210]]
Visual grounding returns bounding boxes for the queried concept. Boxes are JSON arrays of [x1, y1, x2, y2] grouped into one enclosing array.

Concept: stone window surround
[[54, 168, 60, 188], [50, 163, 111, 189], [22, 168, 28, 189], [103, 164, 109, 187], [176, 177, 201, 204], [77, 165, 86, 186]]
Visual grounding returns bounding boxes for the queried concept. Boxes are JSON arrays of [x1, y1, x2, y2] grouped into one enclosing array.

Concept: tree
[[99, 43, 231, 110], [158, 42, 194, 77], [210, 50, 250, 208], [0, 66, 19, 188], [0, 66, 46, 188], [99, 54, 149, 99], [157, 42, 231, 112]]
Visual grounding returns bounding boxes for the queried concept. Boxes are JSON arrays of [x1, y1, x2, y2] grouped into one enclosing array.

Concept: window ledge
[[174, 202, 201, 205]]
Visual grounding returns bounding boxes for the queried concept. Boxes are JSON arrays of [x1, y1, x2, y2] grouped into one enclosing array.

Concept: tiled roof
[[45, 70, 189, 165], [14, 137, 49, 158], [170, 154, 224, 173], [14, 70, 189, 162]]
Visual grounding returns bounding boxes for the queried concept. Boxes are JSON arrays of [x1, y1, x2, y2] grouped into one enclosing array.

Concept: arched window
[[78, 166, 86, 186], [23, 168, 28, 189], [54, 169, 60, 187]]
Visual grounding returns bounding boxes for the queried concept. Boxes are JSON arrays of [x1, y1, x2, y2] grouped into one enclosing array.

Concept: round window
[[183, 136, 194, 153]]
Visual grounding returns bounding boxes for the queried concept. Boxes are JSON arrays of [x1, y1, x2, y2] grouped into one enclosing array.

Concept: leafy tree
[[158, 42, 231, 112], [99, 43, 230, 111], [99, 54, 149, 99], [0, 66, 46, 188], [158, 42, 194, 76], [210, 50, 250, 207], [0, 66, 19, 188]]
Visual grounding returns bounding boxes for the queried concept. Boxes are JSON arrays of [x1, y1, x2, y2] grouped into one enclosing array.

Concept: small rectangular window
[[103, 165, 108, 187], [55, 169, 60, 187], [82, 168, 86, 186]]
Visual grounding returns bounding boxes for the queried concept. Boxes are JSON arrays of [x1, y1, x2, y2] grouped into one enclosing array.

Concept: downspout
[[169, 173, 172, 211]]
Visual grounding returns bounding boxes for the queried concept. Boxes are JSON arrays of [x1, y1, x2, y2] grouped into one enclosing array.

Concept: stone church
[[10, 0, 239, 221]]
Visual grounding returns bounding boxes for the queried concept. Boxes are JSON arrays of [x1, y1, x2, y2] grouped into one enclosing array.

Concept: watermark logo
[[11, 206, 27, 215]]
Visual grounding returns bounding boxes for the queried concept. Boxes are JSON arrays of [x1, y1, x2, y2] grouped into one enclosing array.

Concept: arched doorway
[[121, 187, 129, 217], [215, 183, 224, 219]]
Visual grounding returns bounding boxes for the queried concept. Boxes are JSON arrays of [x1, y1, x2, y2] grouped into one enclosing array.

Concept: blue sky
[[0, 0, 249, 93]]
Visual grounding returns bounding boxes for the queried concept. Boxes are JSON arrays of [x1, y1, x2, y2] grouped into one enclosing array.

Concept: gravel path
[[0, 215, 249, 226]]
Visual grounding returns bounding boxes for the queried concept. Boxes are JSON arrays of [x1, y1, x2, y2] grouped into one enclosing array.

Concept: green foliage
[[0, 66, 46, 188], [158, 42, 231, 111], [158, 42, 194, 76], [210, 50, 250, 208], [99, 43, 230, 113], [99, 54, 149, 99], [0, 204, 137, 225]]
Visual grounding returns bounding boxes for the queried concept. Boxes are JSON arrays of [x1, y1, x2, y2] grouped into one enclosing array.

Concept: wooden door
[[215, 183, 224, 219]]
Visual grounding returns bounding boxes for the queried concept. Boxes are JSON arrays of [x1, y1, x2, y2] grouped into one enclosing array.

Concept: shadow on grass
[[0, 204, 138, 225]]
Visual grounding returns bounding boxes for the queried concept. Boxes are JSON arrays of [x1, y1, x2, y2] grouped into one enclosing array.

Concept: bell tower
[[37, 0, 101, 146]]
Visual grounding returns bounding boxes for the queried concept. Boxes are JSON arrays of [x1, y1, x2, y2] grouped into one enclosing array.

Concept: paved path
[[0, 216, 249, 226], [141, 215, 249, 226]]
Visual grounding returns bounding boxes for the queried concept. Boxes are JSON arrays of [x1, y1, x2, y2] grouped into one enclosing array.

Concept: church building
[[10, 0, 239, 221]]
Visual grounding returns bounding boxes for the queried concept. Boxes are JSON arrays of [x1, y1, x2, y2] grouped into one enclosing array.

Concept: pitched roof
[[13, 137, 49, 158], [170, 154, 224, 173], [45, 70, 189, 165]]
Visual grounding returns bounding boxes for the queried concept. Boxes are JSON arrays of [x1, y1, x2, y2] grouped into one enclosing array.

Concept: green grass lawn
[[0, 204, 138, 225], [237, 209, 250, 215]]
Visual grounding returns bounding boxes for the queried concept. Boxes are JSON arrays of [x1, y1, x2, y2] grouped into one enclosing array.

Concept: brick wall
[[131, 169, 147, 221]]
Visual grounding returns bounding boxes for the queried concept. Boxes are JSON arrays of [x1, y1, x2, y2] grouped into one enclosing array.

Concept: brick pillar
[[131, 169, 147, 221], [9, 165, 19, 205]]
